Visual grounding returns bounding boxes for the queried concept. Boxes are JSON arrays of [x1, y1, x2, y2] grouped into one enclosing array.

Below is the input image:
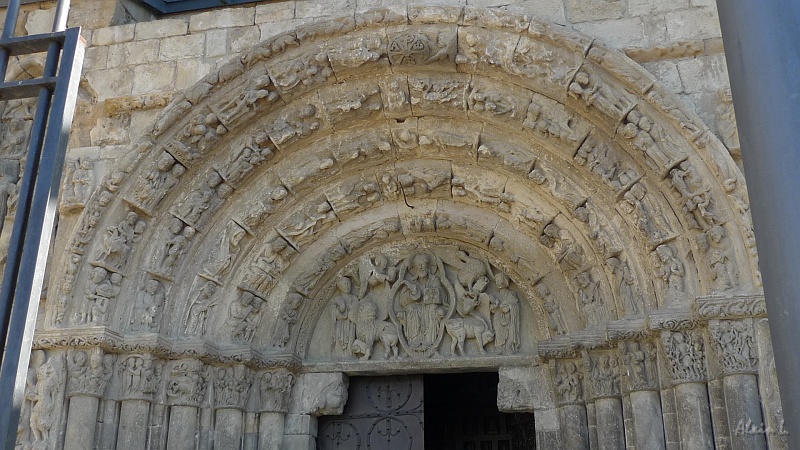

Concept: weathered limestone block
[[289, 372, 349, 416]]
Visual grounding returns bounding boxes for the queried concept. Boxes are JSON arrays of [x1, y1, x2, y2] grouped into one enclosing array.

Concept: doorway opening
[[425, 372, 536, 450], [316, 372, 536, 449]]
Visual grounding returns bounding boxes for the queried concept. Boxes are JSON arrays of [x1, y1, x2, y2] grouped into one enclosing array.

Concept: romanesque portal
[[14, 6, 779, 450]]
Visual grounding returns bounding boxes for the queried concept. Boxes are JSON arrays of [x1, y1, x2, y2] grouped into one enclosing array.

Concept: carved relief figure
[[242, 237, 290, 293], [393, 252, 452, 356], [156, 219, 196, 274], [130, 151, 185, 211], [94, 211, 146, 269], [586, 353, 620, 397], [0, 168, 17, 237], [130, 279, 164, 332], [29, 356, 64, 446], [568, 70, 630, 119], [620, 183, 672, 242], [272, 292, 303, 348], [652, 244, 688, 305], [119, 355, 158, 398], [534, 282, 566, 336], [67, 349, 111, 397], [201, 221, 246, 281], [554, 361, 583, 404], [662, 331, 706, 382], [222, 291, 263, 344], [331, 276, 358, 358], [669, 161, 720, 230], [60, 157, 93, 212], [17, 350, 45, 446], [697, 225, 738, 292], [710, 320, 758, 373], [621, 341, 658, 390], [715, 88, 740, 155], [167, 361, 205, 405], [183, 280, 218, 337], [352, 297, 400, 360], [77, 267, 121, 325], [489, 273, 520, 355], [576, 271, 605, 327], [260, 370, 294, 412], [213, 366, 251, 409], [606, 257, 640, 315]]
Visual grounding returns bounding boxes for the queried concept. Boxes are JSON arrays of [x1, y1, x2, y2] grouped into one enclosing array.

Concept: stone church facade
[[2, 0, 781, 449]]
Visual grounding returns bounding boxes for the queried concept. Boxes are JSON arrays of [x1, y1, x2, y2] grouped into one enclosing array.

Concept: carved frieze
[[166, 359, 207, 407]]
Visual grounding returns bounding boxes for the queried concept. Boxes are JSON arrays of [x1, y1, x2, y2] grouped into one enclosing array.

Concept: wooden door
[[318, 375, 424, 450]]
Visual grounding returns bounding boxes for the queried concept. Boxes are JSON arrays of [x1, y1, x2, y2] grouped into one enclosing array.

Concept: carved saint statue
[[272, 292, 303, 348], [130, 279, 164, 332], [489, 273, 520, 355], [393, 252, 451, 356], [183, 280, 218, 337]]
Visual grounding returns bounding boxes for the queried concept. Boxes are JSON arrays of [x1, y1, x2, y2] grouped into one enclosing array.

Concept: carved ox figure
[[445, 316, 494, 356]]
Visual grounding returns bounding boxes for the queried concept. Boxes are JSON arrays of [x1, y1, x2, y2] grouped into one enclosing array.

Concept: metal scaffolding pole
[[716, 0, 800, 442], [0, 0, 84, 447]]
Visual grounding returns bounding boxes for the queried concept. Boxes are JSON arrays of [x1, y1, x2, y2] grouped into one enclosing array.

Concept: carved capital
[[212, 365, 253, 410], [661, 330, 707, 383], [67, 348, 112, 398], [583, 350, 621, 399], [117, 354, 160, 401], [166, 359, 207, 407], [618, 340, 659, 391], [708, 319, 758, 375], [259, 369, 295, 413], [551, 360, 584, 406]]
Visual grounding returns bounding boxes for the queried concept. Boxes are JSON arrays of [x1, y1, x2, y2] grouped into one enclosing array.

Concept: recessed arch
[[42, 6, 756, 372]]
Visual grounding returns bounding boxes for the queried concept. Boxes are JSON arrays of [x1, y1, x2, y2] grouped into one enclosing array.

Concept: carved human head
[[125, 211, 139, 224], [412, 253, 431, 276], [168, 218, 184, 234], [74, 350, 89, 367], [495, 273, 510, 289], [336, 275, 351, 294], [156, 152, 175, 171], [146, 279, 160, 294]]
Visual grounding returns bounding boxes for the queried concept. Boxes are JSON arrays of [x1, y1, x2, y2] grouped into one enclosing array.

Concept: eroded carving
[[93, 211, 146, 270], [75, 267, 122, 326], [259, 369, 294, 412], [66, 349, 112, 397], [661, 330, 706, 383], [130, 279, 165, 333], [554, 361, 583, 405], [709, 320, 758, 374], [620, 340, 658, 390]]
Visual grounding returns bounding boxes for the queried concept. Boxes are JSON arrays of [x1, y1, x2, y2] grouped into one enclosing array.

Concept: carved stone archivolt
[[26, 7, 772, 450]]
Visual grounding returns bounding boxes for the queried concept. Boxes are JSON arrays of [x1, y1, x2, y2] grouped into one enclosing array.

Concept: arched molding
[[42, 7, 759, 371]]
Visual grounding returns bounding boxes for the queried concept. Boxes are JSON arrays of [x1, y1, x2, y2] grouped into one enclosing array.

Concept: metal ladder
[[0, 0, 85, 447]]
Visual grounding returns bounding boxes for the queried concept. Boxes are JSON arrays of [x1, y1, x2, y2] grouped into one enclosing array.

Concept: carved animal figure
[[352, 320, 400, 360], [445, 316, 494, 356]]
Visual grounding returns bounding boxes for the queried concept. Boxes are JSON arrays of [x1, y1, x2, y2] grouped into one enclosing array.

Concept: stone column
[[285, 372, 349, 449], [116, 354, 161, 450], [709, 319, 767, 450], [620, 340, 666, 450], [257, 369, 295, 450], [63, 349, 112, 450], [583, 351, 625, 450], [211, 365, 252, 449], [243, 412, 258, 450], [660, 388, 680, 450], [661, 330, 714, 450], [552, 360, 589, 450], [165, 359, 207, 450]]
